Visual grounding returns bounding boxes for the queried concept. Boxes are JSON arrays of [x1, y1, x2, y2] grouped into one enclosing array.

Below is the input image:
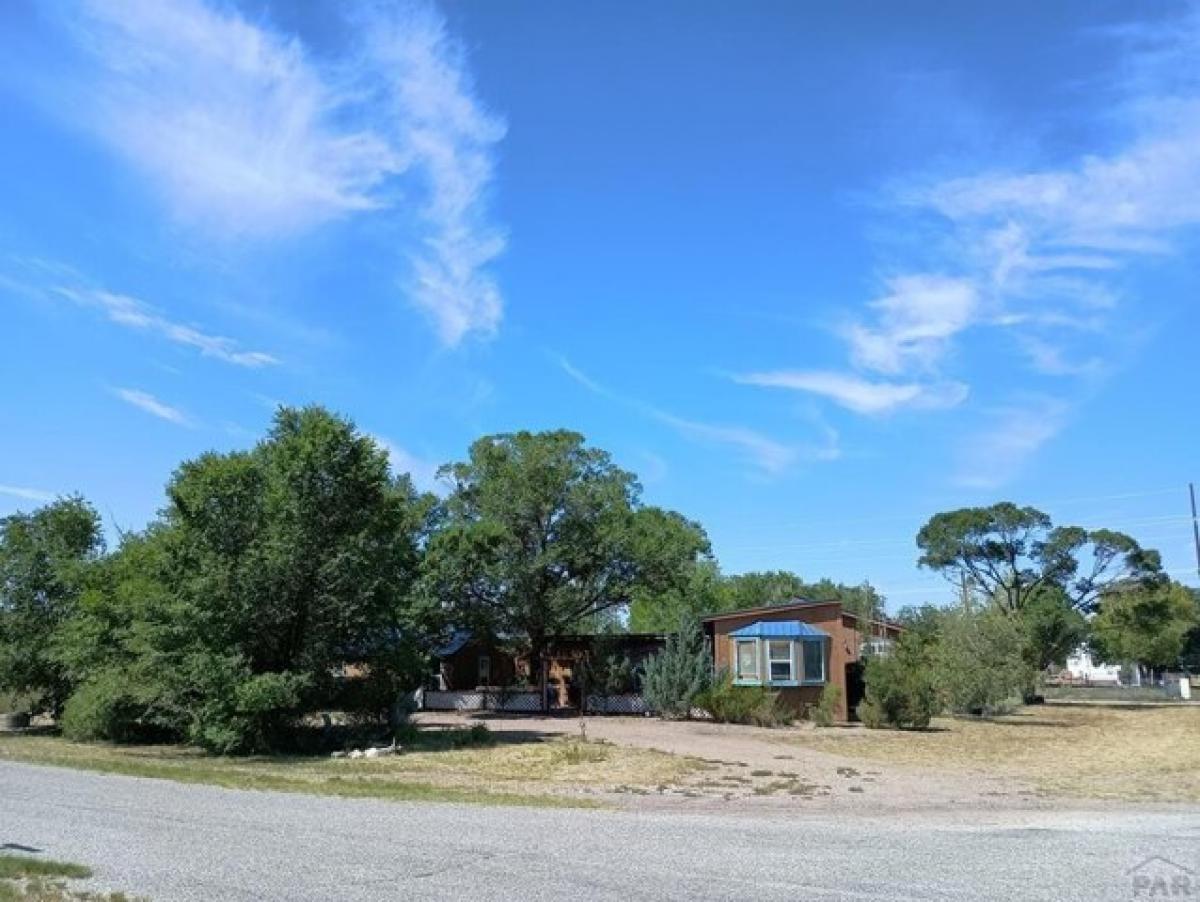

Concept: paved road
[[3, 762, 1198, 901]]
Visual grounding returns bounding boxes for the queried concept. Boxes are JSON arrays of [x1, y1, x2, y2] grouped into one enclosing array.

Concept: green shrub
[[578, 635, 636, 700], [856, 697, 887, 729], [695, 676, 793, 726], [861, 634, 940, 729], [0, 689, 38, 716], [185, 661, 311, 754], [810, 685, 842, 727], [60, 673, 154, 743], [641, 616, 713, 718], [937, 607, 1031, 717]]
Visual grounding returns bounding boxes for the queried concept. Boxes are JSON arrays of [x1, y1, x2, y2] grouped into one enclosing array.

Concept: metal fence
[[585, 693, 653, 715], [419, 689, 543, 712]]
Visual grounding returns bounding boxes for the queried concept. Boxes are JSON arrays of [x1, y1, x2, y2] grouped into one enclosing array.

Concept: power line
[[722, 516, 1195, 555], [728, 486, 1184, 535]]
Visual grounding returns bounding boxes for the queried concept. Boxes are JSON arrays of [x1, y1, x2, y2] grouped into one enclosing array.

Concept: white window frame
[[734, 638, 761, 683], [766, 639, 795, 684]]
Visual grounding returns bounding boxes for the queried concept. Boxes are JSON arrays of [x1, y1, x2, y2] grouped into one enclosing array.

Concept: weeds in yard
[[555, 740, 610, 766], [0, 855, 136, 902], [0, 860, 90, 882]]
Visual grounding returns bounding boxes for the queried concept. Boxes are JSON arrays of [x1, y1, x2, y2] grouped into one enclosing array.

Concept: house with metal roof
[[703, 598, 902, 721]]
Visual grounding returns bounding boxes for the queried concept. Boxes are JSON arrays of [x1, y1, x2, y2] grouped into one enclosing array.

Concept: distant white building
[[1063, 647, 1124, 685]]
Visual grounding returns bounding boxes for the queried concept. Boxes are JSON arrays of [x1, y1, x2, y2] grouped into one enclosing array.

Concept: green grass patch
[[0, 734, 601, 810], [1042, 685, 1176, 702], [0, 858, 91, 882]]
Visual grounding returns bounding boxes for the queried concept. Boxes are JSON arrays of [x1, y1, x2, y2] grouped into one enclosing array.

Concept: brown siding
[[440, 643, 518, 690], [708, 602, 873, 721]]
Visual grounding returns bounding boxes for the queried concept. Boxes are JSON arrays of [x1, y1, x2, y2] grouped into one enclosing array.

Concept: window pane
[[767, 641, 792, 681], [803, 640, 825, 682], [736, 641, 758, 679]]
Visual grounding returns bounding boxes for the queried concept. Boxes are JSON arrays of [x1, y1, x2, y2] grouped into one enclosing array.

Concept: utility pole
[[1190, 483, 1200, 582]]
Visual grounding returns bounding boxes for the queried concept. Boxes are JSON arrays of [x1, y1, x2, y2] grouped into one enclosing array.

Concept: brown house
[[433, 632, 666, 709], [429, 600, 900, 721], [703, 599, 902, 721]]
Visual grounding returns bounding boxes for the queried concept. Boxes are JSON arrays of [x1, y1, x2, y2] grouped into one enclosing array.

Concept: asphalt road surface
[[3, 761, 1198, 901]]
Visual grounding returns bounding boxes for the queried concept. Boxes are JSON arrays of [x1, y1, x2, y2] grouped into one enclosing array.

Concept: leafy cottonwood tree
[[1017, 585, 1088, 673], [55, 527, 184, 741], [1091, 581, 1200, 677], [419, 431, 710, 690], [630, 567, 887, 634], [627, 558, 724, 632], [58, 407, 433, 752], [0, 496, 104, 714], [916, 503, 1162, 615]]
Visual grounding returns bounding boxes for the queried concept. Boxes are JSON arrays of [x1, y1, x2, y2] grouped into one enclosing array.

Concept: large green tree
[[627, 559, 724, 632], [1091, 581, 1200, 676], [1017, 585, 1088, 673], [419, 431, 709, 687], [917, 503, 1161, 615], [630, 567, 887, 633], [0, 496, 104, 714], [59, 407, 433, 752]]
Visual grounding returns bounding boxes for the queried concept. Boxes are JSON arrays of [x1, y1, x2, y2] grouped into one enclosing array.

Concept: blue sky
[[2, 0, 1199, 610]]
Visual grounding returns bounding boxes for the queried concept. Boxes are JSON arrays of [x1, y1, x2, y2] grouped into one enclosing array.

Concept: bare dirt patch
[[417, 712, 1029, 812]]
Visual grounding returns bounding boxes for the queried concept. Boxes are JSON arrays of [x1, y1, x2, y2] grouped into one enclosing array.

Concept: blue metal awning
[[729, 620, 829, 639]]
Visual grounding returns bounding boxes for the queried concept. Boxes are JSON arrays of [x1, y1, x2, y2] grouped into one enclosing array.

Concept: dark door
[[845, 661, 865, 721]]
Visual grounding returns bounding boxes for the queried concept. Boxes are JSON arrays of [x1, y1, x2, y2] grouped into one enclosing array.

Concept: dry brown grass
[[0, 731, 696, 808], [788, 704, 1200, 802]]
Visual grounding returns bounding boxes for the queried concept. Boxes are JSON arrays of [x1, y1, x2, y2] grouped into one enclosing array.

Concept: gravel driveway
[[416, 712, 1046, 811], [4, 760, 1199, 901]]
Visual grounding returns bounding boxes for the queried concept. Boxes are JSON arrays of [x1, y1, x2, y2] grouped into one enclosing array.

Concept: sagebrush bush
[[810, 684, 842, 727], [856, 697, 887, 729], [695, 676, 793, 726]]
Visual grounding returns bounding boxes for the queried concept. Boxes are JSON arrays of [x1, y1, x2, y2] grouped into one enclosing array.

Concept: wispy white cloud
[[558, 357, 819, 476], [369, 434, 448, 496], [636, 450, 669, 486], [1015, 336, 1103, 378], [0, 485, 56, 503], [57, 286, 278, 368], [735, 6, 1200, 487], [892, 11, 1200, 363], [363, 6, 507, 345], [953, 398, 1070, 490], [843, 275, 977, 375], [69, 0, 398, 235], [57, 0, 506, 345], [733, 370, 967, 416], [112, 387, 192, 427]]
